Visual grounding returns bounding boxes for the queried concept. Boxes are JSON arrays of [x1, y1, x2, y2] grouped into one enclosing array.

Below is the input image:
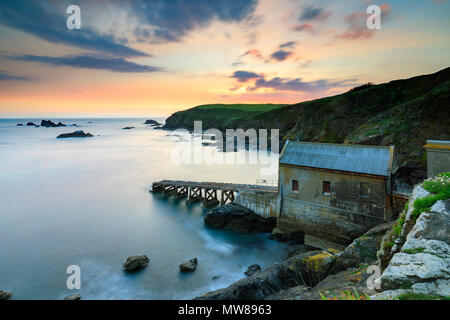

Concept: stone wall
[[234, 191, 279, 218]]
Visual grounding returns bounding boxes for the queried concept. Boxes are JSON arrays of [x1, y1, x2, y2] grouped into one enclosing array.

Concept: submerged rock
[[0, 290, 12, 300], [144, 119, 161, 126], [179, 258, 198, 272], [244, 264, 261, 276], [57, 130, 93, 138], [64, 294, 81, 300], [204, 203, 276, 234], [123, 255, 150, 272]]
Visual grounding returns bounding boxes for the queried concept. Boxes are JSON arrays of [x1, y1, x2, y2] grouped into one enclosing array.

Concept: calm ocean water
[[0, 118, 285, 299]]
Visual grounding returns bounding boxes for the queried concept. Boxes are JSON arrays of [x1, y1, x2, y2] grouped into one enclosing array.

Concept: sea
[[0, 118, 286, 299]]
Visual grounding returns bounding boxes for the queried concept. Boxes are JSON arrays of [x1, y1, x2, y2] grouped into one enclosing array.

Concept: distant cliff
[[163, 68, 450, 183]]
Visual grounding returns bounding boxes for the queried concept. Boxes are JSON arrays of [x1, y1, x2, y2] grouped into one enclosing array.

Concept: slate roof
[[279, 141, 394, 177]]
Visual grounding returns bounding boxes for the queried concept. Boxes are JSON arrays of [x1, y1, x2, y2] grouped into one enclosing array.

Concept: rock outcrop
[[57, 130, 93, 138], [179, 258, 198, 272], [26, 122, 36, 126], [123, 255, 150, 272], [244, 264, 261, 276], [64, 294, 81, 300], [144, 119, 161, 126], [0, 290, 12, 300], [204, 203, 276, 234], [41, 120, 66, 127], [375, 200, 450, 299]]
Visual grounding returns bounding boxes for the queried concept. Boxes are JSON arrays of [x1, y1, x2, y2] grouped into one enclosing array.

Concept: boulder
[[26, 122, 36, 126], [244, 264, 261, 276], [123, 255, 150, 272], [64, 294, 81, 300], [57, 131, 93, 138], [204, 203, 276, 234], [179, 258, 198, 272], [0, 290, 12, 300]]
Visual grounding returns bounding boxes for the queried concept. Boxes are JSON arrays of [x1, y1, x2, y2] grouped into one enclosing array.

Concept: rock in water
[[269, 230, 305, 245], [144, 119, 161, 126], [244, 264, 261, 276], [0, 290, 12, 300], [122, 127, 135, 130], [204, 203, 276, 234], [64, 294, 81, 300], [57, 131, 94, 138], [26, 122, 36, 126], [123, 255, 150, 272], [179, 258, 198, 272], [41, 120, 66, 127], [16, 123, 23, 126]]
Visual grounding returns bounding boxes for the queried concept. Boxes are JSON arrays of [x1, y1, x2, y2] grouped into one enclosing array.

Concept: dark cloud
[[11, 55, 163, 73], [231, 71, 262, 82], [279, 41, 297, 49], [270, 50, 292, 62], [0, 0, 148, 57], [132, 0, 258, 43], [0, 71, 29, 81], [299, 6, 330, 21], [292, 23, 315, 33], [248, 75, 358, 93]]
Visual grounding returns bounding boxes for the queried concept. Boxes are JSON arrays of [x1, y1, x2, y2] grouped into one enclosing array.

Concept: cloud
[[299, 6, 330, 21], [0, 0, 148, 57], [270, 50, 293, 62], [231, 70, 262, 82], [11, 54, 163, 73], [131, 0, 258, 43], [0, 71, 29, 81], [279, 41, 297, 49], [230, 71, 358, 93], [292, 23, 315, 33], [240, 49, 264, 60], [336, 4, 392, 40]]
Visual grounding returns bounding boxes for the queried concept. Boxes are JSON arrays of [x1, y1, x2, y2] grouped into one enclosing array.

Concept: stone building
[[276, 141, 395, 246], [423, 140, 450, 178]]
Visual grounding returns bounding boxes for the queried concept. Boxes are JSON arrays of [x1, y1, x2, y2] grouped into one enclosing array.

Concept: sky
[[0, 0, 449, 117]]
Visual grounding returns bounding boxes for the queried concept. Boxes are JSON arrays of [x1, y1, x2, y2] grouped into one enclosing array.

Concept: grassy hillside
[[163, 68, 450, 183]]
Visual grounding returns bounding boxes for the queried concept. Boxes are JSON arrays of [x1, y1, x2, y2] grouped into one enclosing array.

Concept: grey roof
[[280, 141, 394, 177]]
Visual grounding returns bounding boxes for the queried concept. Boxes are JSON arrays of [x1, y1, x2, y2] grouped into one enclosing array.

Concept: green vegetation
[[396, 292, 450, 300], [412, 172, 450, 222], [196, 104, 285, 112], [320, 288, 370, 300], [403, 247, 425, 254]]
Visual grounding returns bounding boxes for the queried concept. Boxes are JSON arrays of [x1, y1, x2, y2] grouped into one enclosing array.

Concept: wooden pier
[[150, 180, 277, 208]]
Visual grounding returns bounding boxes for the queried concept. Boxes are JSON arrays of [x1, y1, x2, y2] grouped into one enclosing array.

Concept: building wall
[[277, 165, 387, 244], [234, 191, 279, 218], [426, 148, 450, 178]]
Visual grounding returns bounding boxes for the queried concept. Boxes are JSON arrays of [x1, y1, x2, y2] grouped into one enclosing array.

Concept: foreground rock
[[204, 203, 276, 234], [144, 119, 161, 126], [41, 120, 66, 127], [179, 258, 198, 272], [0, 290, 12, 300], [375, 200, 450, 299], [195, 250, 338, 300], [64, 294, 81, 300], [245, 264, 261, 276], [123, 255, 149, 272], [57, 130, 93, 138]]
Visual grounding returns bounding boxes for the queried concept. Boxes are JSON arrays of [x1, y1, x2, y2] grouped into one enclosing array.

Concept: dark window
[[323, 181, 331, 194], [292, 180, 299, 192], [360, 182, 370, 197]]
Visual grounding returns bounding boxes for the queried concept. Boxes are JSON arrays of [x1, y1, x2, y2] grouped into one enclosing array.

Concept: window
[[360, 182, 370, 197], [323, 181, 331, 195], [292, 180, 299, 192]]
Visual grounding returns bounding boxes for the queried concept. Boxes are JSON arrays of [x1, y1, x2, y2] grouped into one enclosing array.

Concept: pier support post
[[175, 186, 187, 199], [220, 190, 235, 205], [186, 187, 202, 204], [203, 189, 219, 208]]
